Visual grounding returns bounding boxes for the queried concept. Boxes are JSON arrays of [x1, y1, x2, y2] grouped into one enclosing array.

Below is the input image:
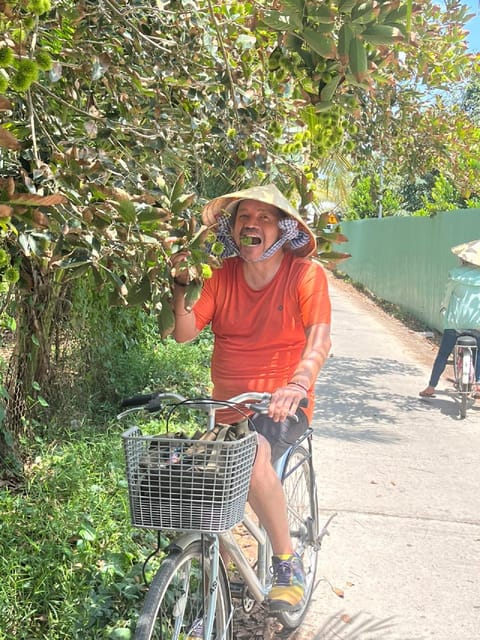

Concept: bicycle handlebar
[[117, 391, 308, 420]]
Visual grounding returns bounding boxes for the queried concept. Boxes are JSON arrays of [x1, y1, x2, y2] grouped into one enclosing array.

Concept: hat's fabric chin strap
[[216, 216, 310, 261]]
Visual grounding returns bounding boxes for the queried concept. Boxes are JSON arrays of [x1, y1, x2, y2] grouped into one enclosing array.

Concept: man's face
[[231, 200, 281, 261]]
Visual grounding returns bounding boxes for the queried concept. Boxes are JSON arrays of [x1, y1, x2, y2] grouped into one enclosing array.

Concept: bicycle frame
[[166, 428, 317, 636], [119, 391, 329, 639]]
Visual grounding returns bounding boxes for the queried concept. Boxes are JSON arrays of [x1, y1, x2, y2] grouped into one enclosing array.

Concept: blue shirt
[[442, 265, 480, 330]]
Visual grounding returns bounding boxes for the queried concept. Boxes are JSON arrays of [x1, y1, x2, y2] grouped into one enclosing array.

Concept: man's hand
[[269, 384, 307, 423]]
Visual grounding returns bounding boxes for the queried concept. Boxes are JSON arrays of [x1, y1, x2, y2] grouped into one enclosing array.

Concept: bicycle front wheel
[[135, 539, 232, 640], [278, 444, 318, 629]]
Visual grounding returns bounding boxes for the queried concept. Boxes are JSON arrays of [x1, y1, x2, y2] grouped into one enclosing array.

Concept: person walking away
[[170, 184, 332, 613]]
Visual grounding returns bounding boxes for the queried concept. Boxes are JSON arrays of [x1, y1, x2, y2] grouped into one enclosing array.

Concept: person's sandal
[[419, 389, 436, 398]]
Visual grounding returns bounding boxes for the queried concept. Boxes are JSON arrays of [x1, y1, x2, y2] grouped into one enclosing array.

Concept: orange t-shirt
[[192, 253, 331, 423]]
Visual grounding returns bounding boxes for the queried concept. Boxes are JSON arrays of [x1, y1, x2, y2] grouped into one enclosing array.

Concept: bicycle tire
[[276, 444, 319, 629], [453, 347, 461, 389], [460, 351, 472, 418], [134, 539, 233, 640]]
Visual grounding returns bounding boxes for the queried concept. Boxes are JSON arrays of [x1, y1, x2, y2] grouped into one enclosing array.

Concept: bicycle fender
[[166, 532, 202, 553]]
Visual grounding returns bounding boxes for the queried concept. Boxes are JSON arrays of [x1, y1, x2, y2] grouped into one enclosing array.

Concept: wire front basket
[[122, 427, 257, 533]]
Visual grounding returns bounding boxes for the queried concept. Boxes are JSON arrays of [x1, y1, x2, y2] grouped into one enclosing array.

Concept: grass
[[0, 335, 213, 639]]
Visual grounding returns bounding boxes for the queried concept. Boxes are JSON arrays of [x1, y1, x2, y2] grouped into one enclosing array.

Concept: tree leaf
[[126, 276, 152, 305], [117, 200, 137, 223], [171, 193, 196, 215], [362, 24, 402, 45], [259, 10, 296, 32], [0, 205, 13, 218], [302, 28, 336, 58], [320, 75, 342, 102], [184, 280, 203, 311], [9, 193, 67, 207], [0, 127, 21, 150], [157, 299, 175, 338]]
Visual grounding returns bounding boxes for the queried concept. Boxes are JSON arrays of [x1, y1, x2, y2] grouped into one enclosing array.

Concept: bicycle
[[452, 332, 478, 419], [118, 391, 333, 640]]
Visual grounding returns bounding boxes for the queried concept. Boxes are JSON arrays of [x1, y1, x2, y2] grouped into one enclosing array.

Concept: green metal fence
[[334, 209, 480, 331]]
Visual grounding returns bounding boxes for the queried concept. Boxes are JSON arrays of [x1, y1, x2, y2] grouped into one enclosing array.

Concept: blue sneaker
[[268, 554, 306, 613]]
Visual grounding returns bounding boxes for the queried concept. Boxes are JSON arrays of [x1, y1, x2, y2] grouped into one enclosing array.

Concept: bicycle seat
[[456, 335, 478, 347]]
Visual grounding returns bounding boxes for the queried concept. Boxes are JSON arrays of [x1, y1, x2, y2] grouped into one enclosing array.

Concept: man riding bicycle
[[170, 184, 331, 613]]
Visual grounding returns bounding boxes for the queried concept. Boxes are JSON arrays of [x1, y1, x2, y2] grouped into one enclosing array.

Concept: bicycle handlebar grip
[[120, 393, 156, 408]]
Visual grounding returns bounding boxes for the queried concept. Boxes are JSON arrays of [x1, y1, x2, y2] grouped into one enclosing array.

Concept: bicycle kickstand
[[315, 512, 338, 550]]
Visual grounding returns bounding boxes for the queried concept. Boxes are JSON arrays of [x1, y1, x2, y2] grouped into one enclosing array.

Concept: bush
[[0, 328, 213, 638]]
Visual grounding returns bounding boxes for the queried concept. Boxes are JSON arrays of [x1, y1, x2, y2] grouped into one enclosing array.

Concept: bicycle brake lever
[[145, 397, 164, 412]]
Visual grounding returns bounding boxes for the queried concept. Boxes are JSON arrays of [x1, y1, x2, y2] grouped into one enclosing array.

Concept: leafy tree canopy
[[0, 0, 478, 459]]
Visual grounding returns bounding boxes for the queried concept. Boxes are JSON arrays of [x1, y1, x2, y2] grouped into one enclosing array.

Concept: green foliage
[[399, 172, 440, 213], [342, 3, 480, 200], [0, 335, 212, 638], [344, 174, 401, 219], [0, 428, 146, 639], [462, 75, 480, 125], [35, 275, 212, 431], [1, 0, 473, 456], [411, 173, 462, 217]]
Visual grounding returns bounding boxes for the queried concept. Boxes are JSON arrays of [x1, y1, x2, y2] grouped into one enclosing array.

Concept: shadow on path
[[311, 356, 433, 444], [290, 611, 427, 640], [417, 389, 479, 420]]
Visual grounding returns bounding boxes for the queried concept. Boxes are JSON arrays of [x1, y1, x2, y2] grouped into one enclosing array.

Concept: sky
[[463, 0, 480, 52]]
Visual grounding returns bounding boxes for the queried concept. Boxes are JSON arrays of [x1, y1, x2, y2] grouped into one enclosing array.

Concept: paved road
[[296, 274, 480, 640]]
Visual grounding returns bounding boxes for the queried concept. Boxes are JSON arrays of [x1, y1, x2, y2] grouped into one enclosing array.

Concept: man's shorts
[[248, 409, 309, 462]]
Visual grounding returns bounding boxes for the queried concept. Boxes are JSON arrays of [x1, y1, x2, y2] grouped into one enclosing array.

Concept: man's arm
[[288, 323, 331, 391], [269, 322, 331, 422]]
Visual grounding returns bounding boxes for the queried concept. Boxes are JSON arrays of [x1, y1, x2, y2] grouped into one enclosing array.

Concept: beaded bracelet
[[173, 277, 189, 287]]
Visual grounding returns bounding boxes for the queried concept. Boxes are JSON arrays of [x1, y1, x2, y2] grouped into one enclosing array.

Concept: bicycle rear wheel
[[134, 539, 232, 640], [277, 444, 318, 629]]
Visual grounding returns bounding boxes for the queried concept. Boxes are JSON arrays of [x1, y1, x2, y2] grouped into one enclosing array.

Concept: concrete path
[[297, 274, 480, 640]]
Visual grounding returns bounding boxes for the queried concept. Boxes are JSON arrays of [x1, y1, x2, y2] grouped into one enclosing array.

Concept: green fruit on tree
[[0, 46, 14, 68], [35, 50, 53, 71], [3, 267, 19, 284], [17, 59, 39, 81], [201, 264, 213, 279], [0, 249, 9, 268], [0, 74, 8, 93], [10, 72, 32, 92]]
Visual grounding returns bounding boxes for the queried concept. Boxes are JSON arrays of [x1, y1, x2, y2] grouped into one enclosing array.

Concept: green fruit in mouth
[[240, 237, 254, 246]]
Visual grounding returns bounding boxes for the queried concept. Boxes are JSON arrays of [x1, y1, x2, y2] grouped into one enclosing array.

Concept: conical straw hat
[[451, 239, 480, 267], [201, 184, 316, 258]]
